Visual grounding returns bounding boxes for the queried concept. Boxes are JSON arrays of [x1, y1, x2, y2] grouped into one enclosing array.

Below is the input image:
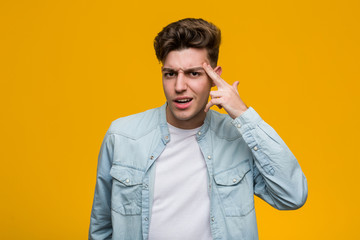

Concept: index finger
[[202, 63, 225, 87]]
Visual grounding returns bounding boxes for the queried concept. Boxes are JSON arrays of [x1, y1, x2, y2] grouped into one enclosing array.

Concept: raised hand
[[203, 63, 248, 119]]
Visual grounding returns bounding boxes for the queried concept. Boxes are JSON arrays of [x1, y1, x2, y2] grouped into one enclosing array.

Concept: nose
[[174, 72, 187, 93]]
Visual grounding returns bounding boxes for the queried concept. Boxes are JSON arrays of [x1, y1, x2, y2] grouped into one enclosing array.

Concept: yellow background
[[1, 0, 359, 239]]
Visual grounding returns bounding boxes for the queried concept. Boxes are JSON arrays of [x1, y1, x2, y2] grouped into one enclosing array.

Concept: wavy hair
[[154, 18, 221, 67]]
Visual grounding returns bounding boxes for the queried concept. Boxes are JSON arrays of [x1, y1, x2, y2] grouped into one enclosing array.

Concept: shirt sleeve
[[89, 131, 114, 239], [231, 107, 308, 210]]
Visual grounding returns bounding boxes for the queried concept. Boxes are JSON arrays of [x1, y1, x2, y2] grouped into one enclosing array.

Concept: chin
[[167, 102, 206, 123], [173, 112, 195, 121], [177, 109, 206, 121]]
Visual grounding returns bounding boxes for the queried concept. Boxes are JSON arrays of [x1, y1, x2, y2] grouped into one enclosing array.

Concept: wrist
[[231, 107, 247, 119], [233, 103, 248, 118]]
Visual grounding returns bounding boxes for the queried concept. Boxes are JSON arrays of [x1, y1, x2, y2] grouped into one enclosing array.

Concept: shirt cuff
[[231, 107, 262, 128]]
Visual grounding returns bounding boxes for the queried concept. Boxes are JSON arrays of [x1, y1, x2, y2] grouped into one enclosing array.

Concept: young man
[[89, 18, 308, 240]]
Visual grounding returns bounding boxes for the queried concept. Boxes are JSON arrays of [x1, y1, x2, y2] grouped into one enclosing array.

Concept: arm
[[203, 63, 308, 209], [89, 132, 114, 239], [232, 107, 307, 209]]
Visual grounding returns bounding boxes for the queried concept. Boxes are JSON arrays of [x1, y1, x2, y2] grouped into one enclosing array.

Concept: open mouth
[[173, 98, 193, 109], [174, 98, 193, 104]]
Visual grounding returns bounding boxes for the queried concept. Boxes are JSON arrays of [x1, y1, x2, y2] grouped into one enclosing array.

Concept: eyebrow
[[162, 67, 205, 73]]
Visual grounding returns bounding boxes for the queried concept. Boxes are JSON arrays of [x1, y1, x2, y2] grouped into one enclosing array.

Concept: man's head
[[154, 18, 221, 67], [154, 18, 223, 129]]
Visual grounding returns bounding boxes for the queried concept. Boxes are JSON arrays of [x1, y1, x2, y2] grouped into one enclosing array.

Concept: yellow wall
[[1, 0, 359, 239]]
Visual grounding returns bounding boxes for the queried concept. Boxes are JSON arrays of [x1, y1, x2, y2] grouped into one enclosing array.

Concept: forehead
[[162, 48, 210, 69]]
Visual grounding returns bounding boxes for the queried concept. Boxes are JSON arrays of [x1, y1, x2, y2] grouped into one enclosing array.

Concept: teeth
[[176, 99, 191, 103]]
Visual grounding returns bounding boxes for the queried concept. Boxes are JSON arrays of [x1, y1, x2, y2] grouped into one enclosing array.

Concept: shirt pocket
[[110, 165, 144, 216], [213, 159, 254, 217]]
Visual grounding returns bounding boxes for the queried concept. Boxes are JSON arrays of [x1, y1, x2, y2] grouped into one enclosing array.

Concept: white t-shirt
[[148, 124, 212, 240]]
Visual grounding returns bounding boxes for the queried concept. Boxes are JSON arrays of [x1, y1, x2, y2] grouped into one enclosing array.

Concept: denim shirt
[[89, 104, 308, 240]]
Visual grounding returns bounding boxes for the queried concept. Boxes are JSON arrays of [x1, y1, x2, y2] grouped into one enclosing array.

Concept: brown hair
[[154, 18, 221, 67]]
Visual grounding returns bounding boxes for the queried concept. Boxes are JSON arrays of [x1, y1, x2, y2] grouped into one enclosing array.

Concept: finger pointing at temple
[[202, 62, 225, 87], [203, 63, 248, 119]]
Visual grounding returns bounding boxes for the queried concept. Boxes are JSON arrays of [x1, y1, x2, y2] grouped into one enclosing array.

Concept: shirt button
[[207, 155, 211, 159], [125, 179, 130, 183], [253, 146, 258, 151], [198, 131, 202, 135], [143, 184, 148, 189], [237, 124, 241, 128], [150, 156, 154, 160], [233, 178, 237, 183], [144, 217, 148, 221], [165, 136, 169, 140], [211, 217, 215, 222]]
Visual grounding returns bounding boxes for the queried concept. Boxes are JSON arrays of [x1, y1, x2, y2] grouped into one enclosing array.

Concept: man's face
[[162, 48, 221, 129]]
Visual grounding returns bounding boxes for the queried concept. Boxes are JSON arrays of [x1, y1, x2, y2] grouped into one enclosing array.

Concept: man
[[89, 18, 307, 240]]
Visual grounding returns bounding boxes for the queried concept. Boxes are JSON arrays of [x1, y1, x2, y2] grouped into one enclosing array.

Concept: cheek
[[162, 82, 171, 95], [190, 81, 212, 97]]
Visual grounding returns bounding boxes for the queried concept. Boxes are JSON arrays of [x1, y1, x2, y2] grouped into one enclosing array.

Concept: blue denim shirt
[[89, 104, 307, 240]]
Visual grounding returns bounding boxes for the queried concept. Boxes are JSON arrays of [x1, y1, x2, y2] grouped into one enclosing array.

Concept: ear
[[214, 66, 222, 76]]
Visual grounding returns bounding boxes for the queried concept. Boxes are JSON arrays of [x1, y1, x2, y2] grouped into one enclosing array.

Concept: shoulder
[[107, 107, 160, 139], [208, 110, 241, 140]]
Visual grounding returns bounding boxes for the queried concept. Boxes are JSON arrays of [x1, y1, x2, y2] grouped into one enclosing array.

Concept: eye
[[164, 72, 176, 78], [189, 72, 201, 77]]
